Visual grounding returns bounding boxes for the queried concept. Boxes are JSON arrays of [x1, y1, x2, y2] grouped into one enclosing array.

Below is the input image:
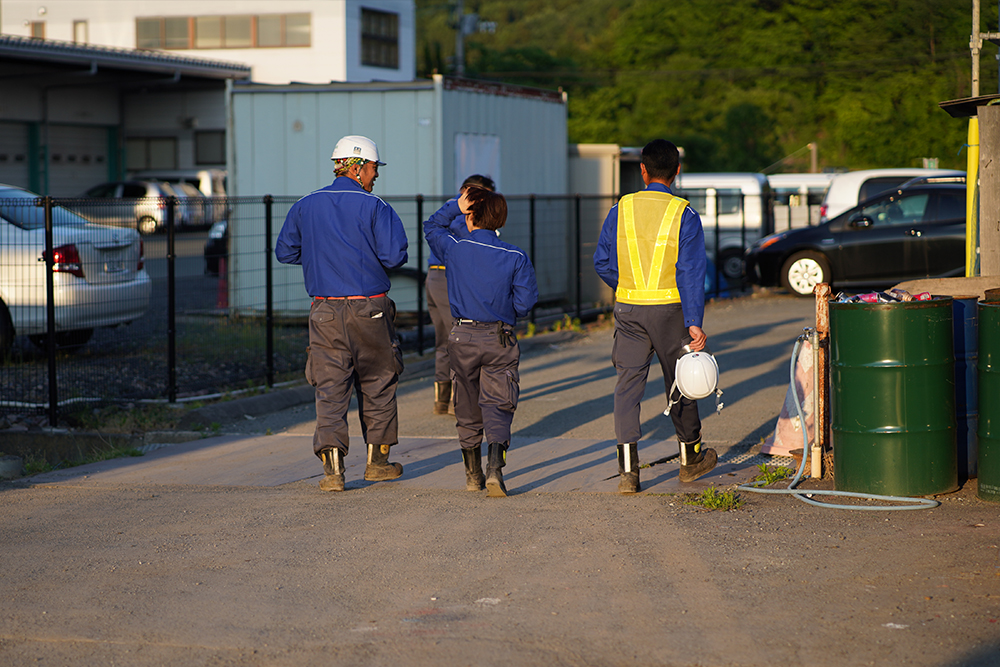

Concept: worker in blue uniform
[[594, 139, 717, 493], [423, 187, 538, 497], [425, 174, 496, 415], [276, 135, 409, 492]]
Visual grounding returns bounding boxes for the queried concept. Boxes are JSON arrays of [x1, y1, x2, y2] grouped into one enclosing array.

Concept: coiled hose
[[736, 334, 940, 511]]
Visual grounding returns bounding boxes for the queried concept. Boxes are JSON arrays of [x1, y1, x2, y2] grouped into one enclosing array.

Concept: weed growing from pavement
[[685, 487, 744, 511], [751, 463, 795, 486]]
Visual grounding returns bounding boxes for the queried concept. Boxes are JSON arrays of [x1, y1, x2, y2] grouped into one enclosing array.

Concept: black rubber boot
[[364, 444, 404, 481], [617, 442, 641, 494], [485, 441, 508, 498], [461, 445, 485, 491], [434, 381, 453, 415], [319, 448, 345, 492], [678, 439, 718, 483]]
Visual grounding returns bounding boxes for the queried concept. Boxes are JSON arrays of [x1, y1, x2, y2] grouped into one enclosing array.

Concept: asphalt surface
[[2, 292, 999, 667]]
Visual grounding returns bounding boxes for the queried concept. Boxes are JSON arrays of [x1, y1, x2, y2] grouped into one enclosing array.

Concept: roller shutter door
[[0, 122, 30, 189], [48, 125, 110, 196]]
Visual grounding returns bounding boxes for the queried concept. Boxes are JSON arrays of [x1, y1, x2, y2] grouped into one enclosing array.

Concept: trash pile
[[833, 288, 933, 304]]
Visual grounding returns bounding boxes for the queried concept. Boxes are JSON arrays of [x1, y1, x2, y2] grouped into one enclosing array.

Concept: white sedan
[[0, 184, 152, 353]]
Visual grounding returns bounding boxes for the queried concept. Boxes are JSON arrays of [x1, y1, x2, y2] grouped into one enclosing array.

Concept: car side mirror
[[849, 216, 874, 229]]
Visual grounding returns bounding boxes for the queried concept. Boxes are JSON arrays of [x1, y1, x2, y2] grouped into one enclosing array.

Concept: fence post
[[740, 193, 747, 292], [167, 197, 177, 403], [529, 194, 536, 324], [265, 195, 274, 387], [42, 196, 57, 426], [713, 194, 721, 300], [416, 194, 424, 355], [575, 194, 582, 320]]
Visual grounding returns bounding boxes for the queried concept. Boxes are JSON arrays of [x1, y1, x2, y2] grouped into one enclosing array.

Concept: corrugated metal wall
[[229, 78, 569, 314]]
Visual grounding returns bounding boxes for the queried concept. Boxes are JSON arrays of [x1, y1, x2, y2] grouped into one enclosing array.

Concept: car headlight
[[208, 220, 227, 239]]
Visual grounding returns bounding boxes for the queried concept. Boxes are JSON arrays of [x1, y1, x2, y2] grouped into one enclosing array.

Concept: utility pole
[[454, 0, 465, 77]]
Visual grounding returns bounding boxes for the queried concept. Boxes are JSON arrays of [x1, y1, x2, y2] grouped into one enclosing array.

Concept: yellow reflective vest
[[615, 190, 689, 305]]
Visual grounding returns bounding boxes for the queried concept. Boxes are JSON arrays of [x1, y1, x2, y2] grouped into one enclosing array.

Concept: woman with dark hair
[[423, 187, 538, 497]]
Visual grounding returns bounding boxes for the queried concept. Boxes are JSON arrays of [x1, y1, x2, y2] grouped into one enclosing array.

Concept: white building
[[0, 0, 415, 84]]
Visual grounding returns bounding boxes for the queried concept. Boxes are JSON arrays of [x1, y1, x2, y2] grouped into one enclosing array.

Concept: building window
[[127, 137, 177, 170], [29, 21, 45, 39], [73, 21, 88, 44], [361, 8, 399, 69], [195, 131, 225, 165], [137, 14, 310, 50]]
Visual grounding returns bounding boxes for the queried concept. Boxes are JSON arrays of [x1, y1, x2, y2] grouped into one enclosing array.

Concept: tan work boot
[[678, 439, 718, 483], [617, 442, 641, 494], [433, 381, 453, 415], [319, 449, 345, 492], [364, 444, 404, 481]]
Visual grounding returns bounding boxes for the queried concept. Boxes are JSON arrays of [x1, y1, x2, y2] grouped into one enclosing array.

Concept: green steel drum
[[978, 301, 1000, 502], [830, 298, 957, 496]]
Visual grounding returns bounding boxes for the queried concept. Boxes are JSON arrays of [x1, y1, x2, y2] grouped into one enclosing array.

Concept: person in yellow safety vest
[[593, 139, 717, 493]]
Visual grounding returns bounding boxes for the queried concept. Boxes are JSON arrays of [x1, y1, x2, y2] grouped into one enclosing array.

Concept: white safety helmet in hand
[[665, 348, 725, 415], [330, 135, 386, 165]]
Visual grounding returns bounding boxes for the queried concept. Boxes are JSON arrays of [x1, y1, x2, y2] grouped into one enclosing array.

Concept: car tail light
[[138, 239, 144, 271], [819, 204, 827, 219], [43, 244, 85, 278]]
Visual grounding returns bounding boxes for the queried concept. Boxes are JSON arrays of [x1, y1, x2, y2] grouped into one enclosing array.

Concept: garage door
[[48, 125, 111, 196], [0, 122, 30, 189]]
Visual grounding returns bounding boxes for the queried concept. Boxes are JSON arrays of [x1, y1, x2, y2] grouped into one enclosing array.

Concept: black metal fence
[[0, 190, 765, 425]]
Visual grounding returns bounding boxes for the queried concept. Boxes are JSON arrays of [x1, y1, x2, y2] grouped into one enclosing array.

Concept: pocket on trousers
[[305, 345, 317, 387], [392, 339, 404, 375], [504, 369, 520, 411], [449, 331, 472, 344]]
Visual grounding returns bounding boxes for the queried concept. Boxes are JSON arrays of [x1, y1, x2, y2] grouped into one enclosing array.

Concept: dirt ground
[[1, 293, 998, 667]]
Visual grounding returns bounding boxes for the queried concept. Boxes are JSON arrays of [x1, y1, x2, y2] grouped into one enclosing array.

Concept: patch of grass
[[22, 445, 143, 475], [550, 314, 582, 333], [83, 446, 143, 464], [685, 487, 744, 511], [65, 403, 179, 434], [751, 463, 795, 486]]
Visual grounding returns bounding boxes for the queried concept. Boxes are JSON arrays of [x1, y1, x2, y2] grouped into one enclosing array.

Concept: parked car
[[204, 218, 228, 276], [819, 168, 963, 224], [0, 183, 152, 353], [745, 176, 966, 297], [130, 168, 229, 224], [74, 180, 186, 235], [170, 181, 207, 228]]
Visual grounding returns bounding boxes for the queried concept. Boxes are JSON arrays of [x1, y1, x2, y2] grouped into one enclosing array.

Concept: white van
[[672, 172, 774, 281], [819, 168, 963, 223], [767, 173, 835, 230]]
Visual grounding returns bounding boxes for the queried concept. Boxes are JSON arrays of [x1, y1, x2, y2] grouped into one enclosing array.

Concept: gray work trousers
[[448, 321, 520, 449], [425, 268, 452, 383], [612, 302, 702, 445], [305, 296, 403, 457]]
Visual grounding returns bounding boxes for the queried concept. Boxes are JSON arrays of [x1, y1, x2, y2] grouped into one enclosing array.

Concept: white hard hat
[[665, 349, 724, 414], [330, 135, 386, 165]]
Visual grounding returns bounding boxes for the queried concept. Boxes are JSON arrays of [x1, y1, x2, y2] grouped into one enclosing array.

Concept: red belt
[[313, 293, 386, 301]]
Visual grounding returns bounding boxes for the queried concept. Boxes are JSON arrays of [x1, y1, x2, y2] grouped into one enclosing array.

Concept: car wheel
[[28, 328, 94, 352], [138, 216, 158, 235], [781, 251, 830, 297], [718, 249, 745, 282], [0, 302, 14, 357]]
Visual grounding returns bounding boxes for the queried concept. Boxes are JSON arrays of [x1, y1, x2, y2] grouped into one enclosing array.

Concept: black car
[[745, 177, 966, 296]]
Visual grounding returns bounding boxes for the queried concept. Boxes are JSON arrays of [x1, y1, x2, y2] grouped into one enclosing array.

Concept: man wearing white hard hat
[[594, 139, 717, 493], [276, 135, 408, 492]]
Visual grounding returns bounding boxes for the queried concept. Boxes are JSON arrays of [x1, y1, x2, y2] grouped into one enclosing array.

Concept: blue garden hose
[[737, 334, 940, 511]]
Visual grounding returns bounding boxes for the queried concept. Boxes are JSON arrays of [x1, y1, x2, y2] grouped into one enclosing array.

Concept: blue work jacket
[[426, 198, 471, 267], [423, 214, 538, 326], [275, 177, 408, 297]]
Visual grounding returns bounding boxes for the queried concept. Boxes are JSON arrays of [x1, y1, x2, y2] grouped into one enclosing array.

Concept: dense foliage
[[417, 0, 997, 172]]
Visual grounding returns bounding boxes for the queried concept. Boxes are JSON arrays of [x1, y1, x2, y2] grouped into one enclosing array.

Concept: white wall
[[1, 0, 415, 84]]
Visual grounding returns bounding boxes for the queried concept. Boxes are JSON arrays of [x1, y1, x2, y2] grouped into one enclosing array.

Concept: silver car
[[76, 180, 184, 235], [0, 184, 152, 353]]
